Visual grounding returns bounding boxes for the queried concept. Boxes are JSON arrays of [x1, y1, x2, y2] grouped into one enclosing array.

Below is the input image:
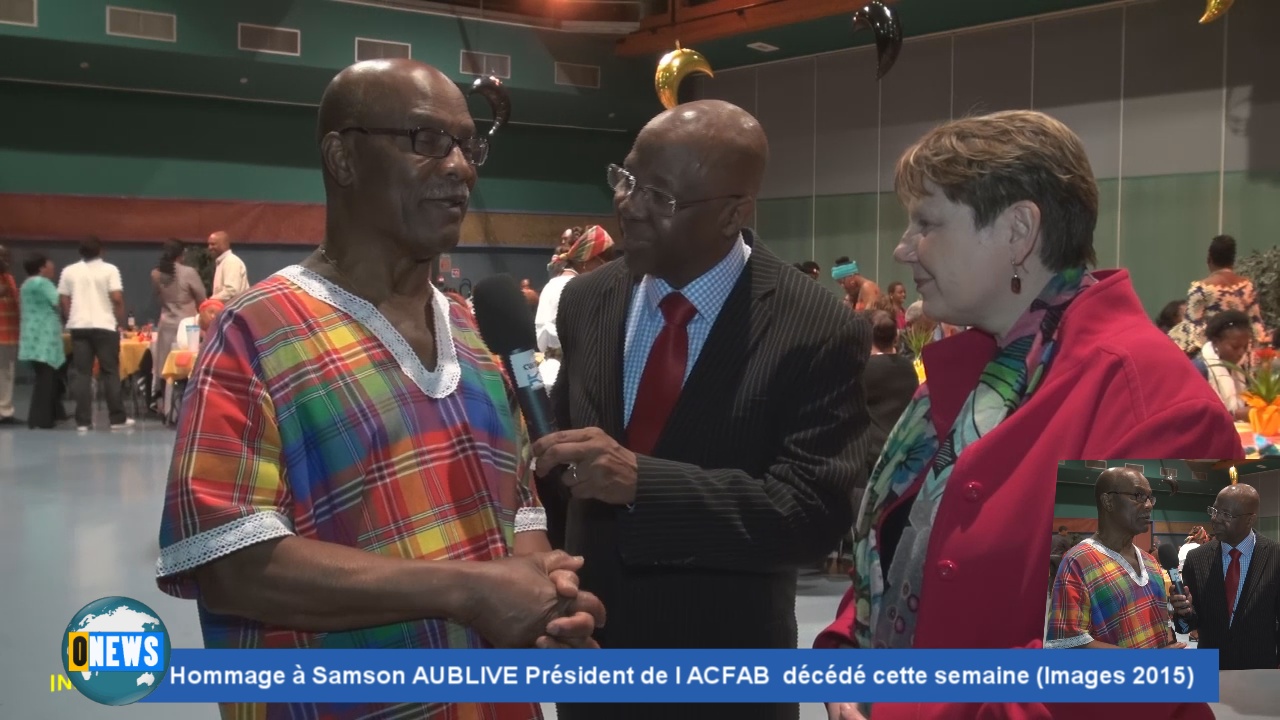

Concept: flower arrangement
[[1239, 347, 1280, 436]]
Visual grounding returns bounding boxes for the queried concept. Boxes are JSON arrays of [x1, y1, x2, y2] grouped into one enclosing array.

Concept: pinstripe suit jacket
[[546, 235, 871, 656], [1184, 534, 1280, 669]]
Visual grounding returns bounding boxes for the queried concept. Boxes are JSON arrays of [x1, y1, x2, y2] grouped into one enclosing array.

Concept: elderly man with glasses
[[1173, 483, 1280, 668], [154, 59, 604, 720], [530, 99, 870, 720], [1045, 466, 1185, 650]]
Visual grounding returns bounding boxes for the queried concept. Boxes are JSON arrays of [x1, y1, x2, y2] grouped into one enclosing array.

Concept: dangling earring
[[1010, 262, 1022, 294]]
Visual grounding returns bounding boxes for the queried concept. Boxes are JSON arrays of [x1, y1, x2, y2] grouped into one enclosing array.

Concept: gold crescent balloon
[[1199, 0, 1235, 24], [655, 42, 713, 110]]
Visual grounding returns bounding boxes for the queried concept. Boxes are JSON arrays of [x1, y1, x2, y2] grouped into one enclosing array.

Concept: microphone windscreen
[[1156, 542, 1180, 570], [472, 273, 537, 356]]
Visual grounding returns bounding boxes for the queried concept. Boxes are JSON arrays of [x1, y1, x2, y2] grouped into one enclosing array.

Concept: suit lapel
[[1206, 541, 1227, 620], [653, 239, 778, 456], [594, 263, 634, 442]]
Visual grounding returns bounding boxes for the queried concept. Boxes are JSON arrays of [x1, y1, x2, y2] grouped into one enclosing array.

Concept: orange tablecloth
[[161, 349, 197, 381]]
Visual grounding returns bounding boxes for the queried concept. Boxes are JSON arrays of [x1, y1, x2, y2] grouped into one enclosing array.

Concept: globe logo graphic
[[61, 596, 171, 705]]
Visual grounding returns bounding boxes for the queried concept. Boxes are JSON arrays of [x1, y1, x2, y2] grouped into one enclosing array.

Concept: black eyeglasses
[[1207, 506, 1255, 520], [340, 127, 489, 166], [1106, 491, 1157, 506], [607, 164, 743, 218]]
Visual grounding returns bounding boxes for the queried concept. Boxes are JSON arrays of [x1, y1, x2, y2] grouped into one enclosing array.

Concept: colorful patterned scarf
[[852, 268, 1096, 649], [547, 226, 614, 276]]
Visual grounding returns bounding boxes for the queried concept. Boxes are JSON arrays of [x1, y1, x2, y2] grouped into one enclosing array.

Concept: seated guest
[[1046, 467, 1181, 649], [819, 110, 1239, 720], [1155, 299, 1186, 334], [1174, 483, 1280, 669], [1193, 309, 1251, 421], [155, 59, 602, 720], [174, 299, 224, 351]]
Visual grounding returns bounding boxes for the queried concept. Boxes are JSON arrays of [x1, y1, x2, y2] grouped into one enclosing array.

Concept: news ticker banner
[[106, 649, 1217, 704]]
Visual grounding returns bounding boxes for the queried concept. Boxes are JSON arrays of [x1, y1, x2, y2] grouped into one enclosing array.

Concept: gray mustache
[[422, 186, 469, 201]]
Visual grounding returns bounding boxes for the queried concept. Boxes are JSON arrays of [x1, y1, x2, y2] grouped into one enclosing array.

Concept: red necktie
[[1225, 547, 1242, 624], [626, 292, 697, 455]]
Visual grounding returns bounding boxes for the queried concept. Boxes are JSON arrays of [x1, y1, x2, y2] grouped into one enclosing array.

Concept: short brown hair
[[895, 110, 1098, 271]]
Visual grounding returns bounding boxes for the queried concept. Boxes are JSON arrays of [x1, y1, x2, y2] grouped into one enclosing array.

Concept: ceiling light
[[747, 42, 779, 52], [80, 62, 90, 69], [240, 77, 249, 84]]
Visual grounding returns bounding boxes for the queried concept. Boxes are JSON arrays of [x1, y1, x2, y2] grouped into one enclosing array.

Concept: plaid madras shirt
[[156, 266, 543, 720], [1045, 538, 1174, 649], [0, 272, 18, 345]]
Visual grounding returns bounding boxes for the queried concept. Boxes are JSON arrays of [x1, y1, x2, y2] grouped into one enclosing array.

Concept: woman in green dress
[[18, 253, 66, 428]]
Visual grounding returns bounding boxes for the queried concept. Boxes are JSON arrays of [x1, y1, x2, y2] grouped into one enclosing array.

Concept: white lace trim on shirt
[[1083, 537, 1149, 585], [155, 511, 294, 578], [1044, 633, 1094, 649], [515, 507, 547, 534], [277, 264, 461, 399]]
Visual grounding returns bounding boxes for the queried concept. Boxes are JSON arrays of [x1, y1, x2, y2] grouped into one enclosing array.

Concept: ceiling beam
[[616, 0, 897, 57]]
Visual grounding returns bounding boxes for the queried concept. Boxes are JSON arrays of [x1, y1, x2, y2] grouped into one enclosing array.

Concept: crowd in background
[[0, 231, 248, 430]]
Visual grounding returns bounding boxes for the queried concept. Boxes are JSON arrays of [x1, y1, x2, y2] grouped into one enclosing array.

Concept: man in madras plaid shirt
[[155, 59, 604, 720], [1045, 467, 1184, 650]]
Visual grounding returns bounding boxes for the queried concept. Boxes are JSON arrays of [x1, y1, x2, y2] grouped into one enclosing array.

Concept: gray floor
[[0, 388, 1272, 719]]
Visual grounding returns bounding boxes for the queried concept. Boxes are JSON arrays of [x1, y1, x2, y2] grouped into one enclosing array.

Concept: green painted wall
[[0, 0, 652, 103], [0, 81, 630, 214], [756, 172, 1280, 314]]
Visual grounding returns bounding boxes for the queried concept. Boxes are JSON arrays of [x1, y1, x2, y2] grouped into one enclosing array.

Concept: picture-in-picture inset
[[1047, 459, 1278, 670]]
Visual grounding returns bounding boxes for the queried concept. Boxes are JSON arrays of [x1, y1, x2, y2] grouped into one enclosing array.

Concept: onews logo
[[60, 596, 171, 705]]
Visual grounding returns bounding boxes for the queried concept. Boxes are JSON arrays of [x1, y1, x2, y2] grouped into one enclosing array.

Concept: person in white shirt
[[534, 225, 616, 388], [58, 237, 132, 431], [1178, 526, 1209, 573], [208, 231, 250, 301]]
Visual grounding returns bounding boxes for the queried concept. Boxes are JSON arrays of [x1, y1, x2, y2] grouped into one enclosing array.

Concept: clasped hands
[[532, 428, 640, 506]]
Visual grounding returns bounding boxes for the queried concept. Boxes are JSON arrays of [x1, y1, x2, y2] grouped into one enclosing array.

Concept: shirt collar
[[1223, 530, 1257, 555], [215, 250, 234, 266], [640, 233, 751, 320]]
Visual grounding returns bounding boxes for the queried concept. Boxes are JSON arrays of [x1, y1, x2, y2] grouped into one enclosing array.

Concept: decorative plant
[[185, 247, 215, 298], [901, 322, 933, 359], [1230, 346, 1280, 435], [1235, 246, 1280, 330]]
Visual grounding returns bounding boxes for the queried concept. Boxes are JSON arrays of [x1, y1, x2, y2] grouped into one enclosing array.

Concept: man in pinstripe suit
[[1174, 483, 1280, 669], [532, 100, 871, 720]]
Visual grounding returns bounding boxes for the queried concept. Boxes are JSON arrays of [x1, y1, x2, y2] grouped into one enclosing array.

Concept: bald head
[[636, 100, 768, 198], [1095, 467, 1153, 538], [317, 59, 478, 260], [207, 231, 230, 258], [1212, 483, 1259, 545], [318, 59, 465, 142], [1095, 467, 1143, 504]]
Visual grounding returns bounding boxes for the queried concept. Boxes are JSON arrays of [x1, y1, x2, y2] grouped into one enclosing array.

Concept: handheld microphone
[[1157, 543, 1194, 635], [471, 273, 558, 442]]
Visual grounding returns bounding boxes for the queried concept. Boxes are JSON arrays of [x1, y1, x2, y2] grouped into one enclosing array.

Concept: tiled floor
[[1, 392, 1273, 719]]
